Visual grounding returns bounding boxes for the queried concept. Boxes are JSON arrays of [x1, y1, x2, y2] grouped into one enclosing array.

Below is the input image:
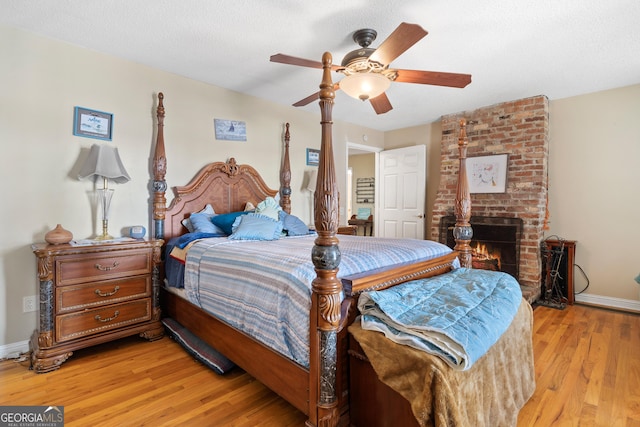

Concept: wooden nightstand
[[30, 239, 164, 373], [348, 215, 374, 236]]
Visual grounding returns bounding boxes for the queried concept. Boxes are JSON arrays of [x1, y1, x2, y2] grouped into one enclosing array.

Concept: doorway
[[347, 144, 427, 239], [347, 143, 380, 236]]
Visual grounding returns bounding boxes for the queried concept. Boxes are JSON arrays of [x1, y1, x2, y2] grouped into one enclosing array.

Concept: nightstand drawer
[[56, 299, 152, 342], [56, 249, 153, 286], [56, 276, 151, 313], [32, 240, 163, 372]]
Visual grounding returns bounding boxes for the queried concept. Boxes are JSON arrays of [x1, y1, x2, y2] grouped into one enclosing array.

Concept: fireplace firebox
[[439, 216, 523, 280]]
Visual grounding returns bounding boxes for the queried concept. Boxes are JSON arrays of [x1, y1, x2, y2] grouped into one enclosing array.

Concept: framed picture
[[467, 154, 508, 193], [73, 107, 113, 141], [214, 118, 247, 141], [306, 148, 320, 166]]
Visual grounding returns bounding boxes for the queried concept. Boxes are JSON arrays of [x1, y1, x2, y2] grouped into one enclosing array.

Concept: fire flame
[[471, 243, 502, 271]]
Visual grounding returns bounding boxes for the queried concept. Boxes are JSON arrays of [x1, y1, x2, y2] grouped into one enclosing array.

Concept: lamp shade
[[306, 169, 318, 192], [78, 144, 131, 183], [339, 72, 391, 101]]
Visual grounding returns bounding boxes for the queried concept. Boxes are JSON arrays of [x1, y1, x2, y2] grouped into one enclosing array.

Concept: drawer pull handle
[[95, 286, 120, 297], [95, 261, 120, 271], [95, 311, 119, 323]]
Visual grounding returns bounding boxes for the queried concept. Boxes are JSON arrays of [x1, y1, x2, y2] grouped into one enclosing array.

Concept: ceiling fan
[[270, 22, 472, 114]]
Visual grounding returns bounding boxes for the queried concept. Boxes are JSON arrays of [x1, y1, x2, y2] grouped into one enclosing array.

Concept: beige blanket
[[349, 299, 535, 427]]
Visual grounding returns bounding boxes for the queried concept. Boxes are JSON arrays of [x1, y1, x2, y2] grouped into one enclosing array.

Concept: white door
[[378, 145, 426, 239]]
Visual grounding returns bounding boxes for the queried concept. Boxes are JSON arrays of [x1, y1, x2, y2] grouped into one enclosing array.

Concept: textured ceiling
[[3, 1, 640, 131]]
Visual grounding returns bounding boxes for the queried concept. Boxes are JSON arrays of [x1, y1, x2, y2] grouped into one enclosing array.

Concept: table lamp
[[306, 169, 317, 225], [78, 144, 131, 240]]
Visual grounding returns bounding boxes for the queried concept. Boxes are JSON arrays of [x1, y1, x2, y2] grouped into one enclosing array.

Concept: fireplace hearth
[[439, 216, 523, 280]]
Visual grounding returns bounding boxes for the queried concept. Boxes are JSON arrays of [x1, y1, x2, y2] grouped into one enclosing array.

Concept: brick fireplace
[[430, 95, 549, 302]]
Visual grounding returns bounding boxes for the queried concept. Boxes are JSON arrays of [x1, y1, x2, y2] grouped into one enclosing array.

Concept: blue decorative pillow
[[188, 212, 226, 234], [181, 204, 215, 232], [279, 211, 310, 236], [211, 211, 250, 235], [229, 213, 283, 241]]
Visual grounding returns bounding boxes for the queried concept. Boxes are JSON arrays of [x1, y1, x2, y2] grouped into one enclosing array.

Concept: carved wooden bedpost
[[280, 123, 292, 214], [308, 52, 341, 427], [153, 93, 167, 240], [453, 119, 473, 268]]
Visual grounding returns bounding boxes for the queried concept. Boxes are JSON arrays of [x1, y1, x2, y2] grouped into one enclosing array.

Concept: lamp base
[[94, 233, 114, 241], [94, 218, 113, 241]]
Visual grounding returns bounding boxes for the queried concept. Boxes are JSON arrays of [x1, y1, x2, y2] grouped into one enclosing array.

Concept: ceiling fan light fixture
[[340, 72, 391, 101]]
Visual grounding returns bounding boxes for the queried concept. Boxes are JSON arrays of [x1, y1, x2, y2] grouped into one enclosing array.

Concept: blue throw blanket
[[358, 268, 522, 371]]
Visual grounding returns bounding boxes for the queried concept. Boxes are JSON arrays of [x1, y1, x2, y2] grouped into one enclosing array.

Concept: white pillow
[[255, 197, 281, 221]]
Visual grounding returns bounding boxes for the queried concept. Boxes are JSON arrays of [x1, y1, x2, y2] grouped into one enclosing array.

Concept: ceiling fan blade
[[270, 53, 341, 70], [293, 84, 341, 107], [368, 23, 428, 66], [370, 92, 393, 115], [395, 69, 472, 88], [293, 92, 321, 107]]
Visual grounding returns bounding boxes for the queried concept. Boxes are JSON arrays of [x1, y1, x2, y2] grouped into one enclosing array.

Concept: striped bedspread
[[183, 234, 454, 368]]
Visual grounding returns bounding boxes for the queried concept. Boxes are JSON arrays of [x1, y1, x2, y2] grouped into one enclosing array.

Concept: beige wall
[[0, 25, 383, 347], [548, 85, 640, 302]]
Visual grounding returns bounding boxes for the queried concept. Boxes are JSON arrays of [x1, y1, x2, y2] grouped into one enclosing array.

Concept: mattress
[[172, 234, 455, 368]]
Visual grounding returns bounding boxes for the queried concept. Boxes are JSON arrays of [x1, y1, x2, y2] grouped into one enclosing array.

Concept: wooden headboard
[[151, 93, 291, 242], [162, 159, 279, 240]]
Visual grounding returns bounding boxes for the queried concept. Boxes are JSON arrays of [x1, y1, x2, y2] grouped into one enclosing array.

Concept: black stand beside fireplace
[[439, 215, 523, 280]]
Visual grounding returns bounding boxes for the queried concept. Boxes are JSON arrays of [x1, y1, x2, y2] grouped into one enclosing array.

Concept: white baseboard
[[0, 340, 29, 360], [575, 293, 640, 313]]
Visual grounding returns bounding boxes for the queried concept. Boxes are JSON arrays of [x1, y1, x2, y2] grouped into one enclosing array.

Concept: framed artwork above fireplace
[[467, 154, 508, 193]]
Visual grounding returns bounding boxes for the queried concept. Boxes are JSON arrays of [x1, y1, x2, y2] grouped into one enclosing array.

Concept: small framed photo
[[214, 118, 247, 141], [73, 107, 113, 141], [467, 154, 508, 193], [306, 148, 320, 166]]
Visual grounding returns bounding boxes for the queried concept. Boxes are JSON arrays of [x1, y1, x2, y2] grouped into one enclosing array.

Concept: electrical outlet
[[23, 295, 37, 313]]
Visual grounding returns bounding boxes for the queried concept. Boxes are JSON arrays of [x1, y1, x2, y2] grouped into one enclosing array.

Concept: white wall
[[0, 25, 384, 348]]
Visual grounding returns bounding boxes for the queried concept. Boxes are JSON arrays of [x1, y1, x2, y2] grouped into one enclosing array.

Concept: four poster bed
[[151, 53, 534, 426]]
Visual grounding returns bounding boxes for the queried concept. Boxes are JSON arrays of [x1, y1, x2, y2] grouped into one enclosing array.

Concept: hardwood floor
[[1, 304, 638, 426], [518, 304, 640, 427]]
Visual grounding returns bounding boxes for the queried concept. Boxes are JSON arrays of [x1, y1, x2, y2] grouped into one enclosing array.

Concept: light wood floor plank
[[1, 304, 638, 426]]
